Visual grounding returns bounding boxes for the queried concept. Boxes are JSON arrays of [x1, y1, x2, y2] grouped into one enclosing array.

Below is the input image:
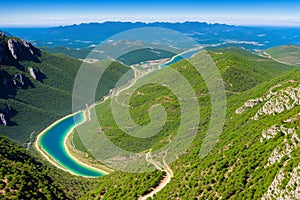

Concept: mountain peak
[[0, 34, 40, 66]]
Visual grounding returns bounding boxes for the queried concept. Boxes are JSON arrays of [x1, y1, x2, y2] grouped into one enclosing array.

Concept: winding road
[[86, 65, 175, 197], [139, 150, 173, 200]]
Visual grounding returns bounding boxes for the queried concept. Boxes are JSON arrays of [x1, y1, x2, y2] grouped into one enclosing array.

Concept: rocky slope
[[236, 80, 300, 200], [0, 32, 41, 127], [0, 32, 40, 65]]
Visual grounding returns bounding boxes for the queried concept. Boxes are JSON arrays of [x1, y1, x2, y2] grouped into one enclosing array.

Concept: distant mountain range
[[3, 22, 300, 51]]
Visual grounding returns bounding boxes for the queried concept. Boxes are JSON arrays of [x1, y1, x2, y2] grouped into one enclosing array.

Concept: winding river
[[160, 48, 202, 67], [36, 47, 202, 178], [37, 112, 104, 177]]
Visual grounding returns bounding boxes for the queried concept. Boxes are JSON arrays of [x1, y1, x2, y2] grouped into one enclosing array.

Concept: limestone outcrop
[[28, 67, 37, 80], [236, 81, 300, 199], [236, 81, 300, 120], [262, 164, 300, 200], [2, 38, 38, 62], [22, 40, 34, 55], [8, 39, 20, 60], [0, 113, 7, 126]]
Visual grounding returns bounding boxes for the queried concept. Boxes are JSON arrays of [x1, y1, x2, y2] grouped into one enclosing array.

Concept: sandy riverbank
[[35, 110, 109, 177]]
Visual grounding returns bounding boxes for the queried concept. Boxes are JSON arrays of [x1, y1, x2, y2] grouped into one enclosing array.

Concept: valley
[[33, 44, 299, 199], [1, 21, 300, 200], [35, 56, 165, 177]]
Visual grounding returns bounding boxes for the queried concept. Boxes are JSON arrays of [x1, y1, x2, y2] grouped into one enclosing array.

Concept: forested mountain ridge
[[0, 32, 133, 144]]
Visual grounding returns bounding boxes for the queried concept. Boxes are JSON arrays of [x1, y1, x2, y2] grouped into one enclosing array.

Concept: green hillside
[[0, 134, 104, 199], [75, 48, 296, 151], [151, 68, 300, 200], [1, 43, 299, 199], [41, 46, 176, 65], [0, 34, 133, 144], [40, 46, 93, 59], [69, 48, 300, 199], [208, 47, 296, 93], [265, 45, 300, 65]]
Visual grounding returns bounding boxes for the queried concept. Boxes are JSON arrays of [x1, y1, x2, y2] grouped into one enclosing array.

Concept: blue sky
[[1, 0, 300, 27]]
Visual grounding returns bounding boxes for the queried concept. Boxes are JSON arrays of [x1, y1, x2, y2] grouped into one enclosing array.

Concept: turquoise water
[[160, 49, 201, 67], [39, 112, 103, 177]]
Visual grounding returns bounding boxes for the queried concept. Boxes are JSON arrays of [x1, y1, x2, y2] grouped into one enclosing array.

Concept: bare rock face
[[1, 35, 40, 65], [22, 40, 34, 55], [262, 164, 300, 200], [261, 118, 300, 200], [235, 97, 264, 114], [0, 105, 13, 126], [28, 67, 37, 80], [8, 40, 18, 58], [236, 81, 300, 199], [21, 39, 30, 48], [236, 81, 300, 120], [6, 38, 37, 61], [260, 113, 300, 167], [0, 32, 5, 37], [19, 74, 24, 86], [8, 39, 20, 60], [0, 113, 7, 126]]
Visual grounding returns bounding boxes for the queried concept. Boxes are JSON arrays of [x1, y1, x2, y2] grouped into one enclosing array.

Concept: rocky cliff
[[0, 32, 40, 65], [0, 33, 43, 127], [236, 80, 300, 200]]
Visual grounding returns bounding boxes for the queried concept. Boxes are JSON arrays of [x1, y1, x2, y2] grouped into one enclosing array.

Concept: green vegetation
[[208, 47, 297, 93], [40, 46, 93, 59], [1, 45, 300, 199], [0, 131, 166, 199], [117, 48, 175, 65], [0, 36, 133, 144], [266, 45, 300, 65], [74, 47, 296, 156], [73, 47, 299, 199], [153, 69, 300, 199], [0, 134, 103, 199], [41, 46, 176, 65], [82, 171, 166, 200]]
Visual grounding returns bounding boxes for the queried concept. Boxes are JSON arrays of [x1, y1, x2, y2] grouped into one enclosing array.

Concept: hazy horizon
[[1, 0, 300, 28], [2, 20, 300, 29]]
